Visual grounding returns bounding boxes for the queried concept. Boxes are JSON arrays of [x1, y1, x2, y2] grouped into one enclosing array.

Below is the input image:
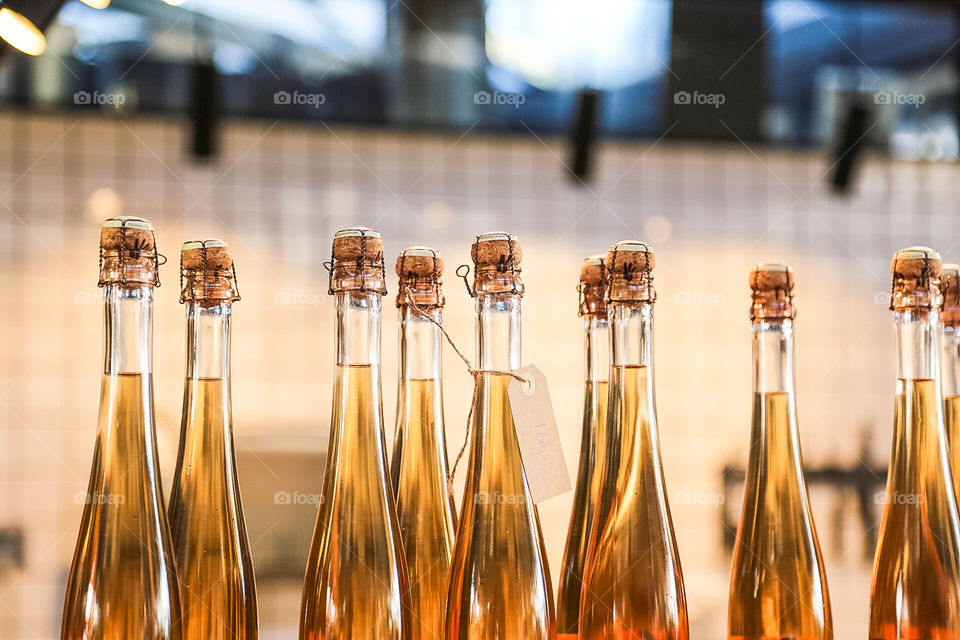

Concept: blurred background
[[0, 0, 958, 637]]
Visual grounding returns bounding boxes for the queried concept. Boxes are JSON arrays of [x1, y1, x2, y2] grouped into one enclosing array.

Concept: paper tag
[[506, 365, 571, 504]]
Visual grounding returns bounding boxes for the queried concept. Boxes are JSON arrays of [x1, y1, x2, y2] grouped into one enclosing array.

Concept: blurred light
[[484, 0, 671, 91], [422, 202, 453, 229], [645, 215, 672, 244], [86, 188, 124, 223], [58, 3, 146, 48], [0, 7, 46, 56], [162, 0, 187, 6], [213, 42, 257, 75], [80, 0, 111, 8]]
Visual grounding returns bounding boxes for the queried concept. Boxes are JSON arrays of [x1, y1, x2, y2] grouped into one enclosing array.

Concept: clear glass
[[60, 284, 183, 640], [870, 308, 960, 639], [300, 289, 411, 640], [168, 301, 258, 639], [579, 301, 688, 640], [390, 307, 457, 639], [445, 293, 556, 640], [942, 325, 960, 501], [727, 319, 832, 640], [557, 316, 609, 639]]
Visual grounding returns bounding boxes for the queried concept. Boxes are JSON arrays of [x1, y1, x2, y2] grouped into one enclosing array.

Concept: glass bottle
[[300, 227, 412, 640], [557, 256, 609, 640], [390, 247, 457, 640], [728, 263, 832, 640], [940, 263, 960, 501], [61, 216, 183, 640], [167, 240, 258, 639], [870, 247, 960, 640], [579, 241, 688, 640], [445, 232, 556, 640]]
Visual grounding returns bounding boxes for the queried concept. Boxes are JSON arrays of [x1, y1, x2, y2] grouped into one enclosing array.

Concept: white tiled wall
[[1, 111, 958, 638]]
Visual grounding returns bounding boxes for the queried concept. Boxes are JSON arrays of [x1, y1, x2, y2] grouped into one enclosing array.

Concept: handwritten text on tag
[[506, 365, 571, 504]]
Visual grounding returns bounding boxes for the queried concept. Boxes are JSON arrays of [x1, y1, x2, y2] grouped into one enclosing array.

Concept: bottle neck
[[399, 307, 441, 380], [336, 291, 382, 366], [103, 284, 153, 375], [584, 316, 609, 382], [943, 324, 960, 397], [609, 301, 653, 367], [185, 302, 231, 380], [896, 309, 940, 381], [752, 319, 795, 394], [476, 294, 521, 371]]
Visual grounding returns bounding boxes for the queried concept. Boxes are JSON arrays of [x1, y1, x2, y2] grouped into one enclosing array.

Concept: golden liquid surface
[[300, 364, 411, 640], [391, 378, 457, 640], [579, 365, 688, 640], [445, 373, 556, 640], [61, 373, 183, 640], [168, 378, 258, 639], [557, 380, 608, 636], [728, 392, 832, 640], [870, 379, 960, 640]]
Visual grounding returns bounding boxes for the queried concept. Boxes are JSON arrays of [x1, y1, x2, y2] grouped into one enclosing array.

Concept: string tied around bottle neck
[[399, 285, 526, 497]]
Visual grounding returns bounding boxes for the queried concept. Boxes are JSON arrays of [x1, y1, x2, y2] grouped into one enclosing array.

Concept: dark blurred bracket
[[0, 526, 25, 577], [568, 89, 601, 184], [722, 435, 886, 562]]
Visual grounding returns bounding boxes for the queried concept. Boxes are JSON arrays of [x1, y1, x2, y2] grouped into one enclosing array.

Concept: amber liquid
[[728, 392, 832, 640], [391, 377, 457, 640], [61, 373, 183, 640], [579, 365, 688, 640], [168, 378, 257, 639], [300, 364, 411, 640], [557, 380, 609, 638], [946, 395, 960, 504], [445, 373, 556, 639], [870, 379, 960, 640]]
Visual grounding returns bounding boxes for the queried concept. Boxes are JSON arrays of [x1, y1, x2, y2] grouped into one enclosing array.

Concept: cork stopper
[[470, 232, 523, 295], [890, 246, 941, 311], [98, 216, 161, 287], [396, 246, 444, 308], [605, 241, 655, 302], [749, 262, 795, 320], [328, 227, 387, 294], [100, 216, 155, 252], [942, 263, 960, 327], [333, 227, 384, 264], [579, 255, 608, 317], [180, 239, 240, 303]]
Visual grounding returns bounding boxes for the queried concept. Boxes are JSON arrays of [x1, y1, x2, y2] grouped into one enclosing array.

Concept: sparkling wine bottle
[[870, 247, 960, 640], [579, 241, 688, 640], [390, 247, 457, 639], [557, 256, 609, 640], [728, 263, 832, 640], [167, 240, 258, 639], [445, 232, 556, 640], [61, 216, 183, 640], [940, 263, 960, 501], [300, 227, 412, 640]]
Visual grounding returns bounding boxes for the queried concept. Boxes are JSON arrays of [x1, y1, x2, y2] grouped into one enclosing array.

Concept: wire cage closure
[[325, 227, 388, 296], [605, 241, 655, 303], [578, 256, 608, 317], [396, 247, 445, 309], [461, 232, 524, 297], [890, 246, 942, 312], [179, 240, 241, 304], [749, 263, 795, 321], [97, 216, 165, 288]]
